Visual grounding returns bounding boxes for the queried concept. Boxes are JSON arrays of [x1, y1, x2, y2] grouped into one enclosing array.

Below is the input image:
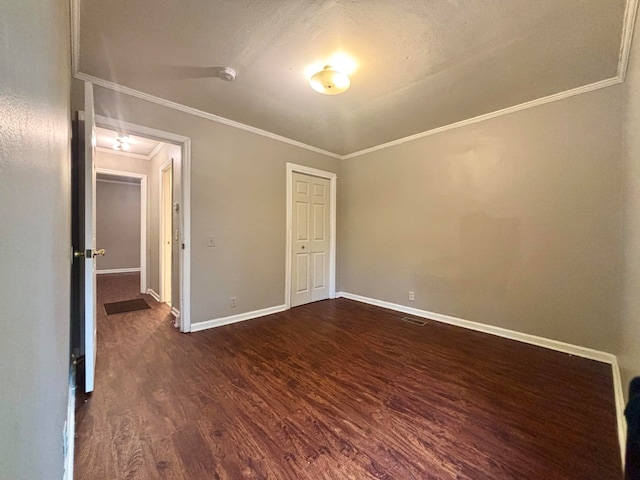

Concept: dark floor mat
[[104, 298, 151, 315]]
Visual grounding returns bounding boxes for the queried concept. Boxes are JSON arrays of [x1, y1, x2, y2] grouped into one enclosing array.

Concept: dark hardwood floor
[[75, 273, 622, 479]]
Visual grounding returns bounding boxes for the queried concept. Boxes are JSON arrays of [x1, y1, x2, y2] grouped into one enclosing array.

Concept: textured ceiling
[[95, 126, 162, 158], [78, 0, 627, 156]]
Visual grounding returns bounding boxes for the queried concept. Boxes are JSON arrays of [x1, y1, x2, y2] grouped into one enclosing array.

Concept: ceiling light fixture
[[113, 134, 131, 151], [309, 66, 350, 95]]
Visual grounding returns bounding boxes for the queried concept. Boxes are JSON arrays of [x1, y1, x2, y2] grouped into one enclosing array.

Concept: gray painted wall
[[71, 82, 342, 324], [340, 85, 624, 355], [621, 18, 640, 395], [0, 0, 71, 478], [96, 180, 141, 271]]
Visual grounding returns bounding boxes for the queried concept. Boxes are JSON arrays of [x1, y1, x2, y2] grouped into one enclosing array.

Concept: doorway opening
[[94, 115, 192, 332], [95, 168, 147, 294]]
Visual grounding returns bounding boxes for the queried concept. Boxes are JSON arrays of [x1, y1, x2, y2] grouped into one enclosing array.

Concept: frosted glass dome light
[[309, 66, 350, 95]]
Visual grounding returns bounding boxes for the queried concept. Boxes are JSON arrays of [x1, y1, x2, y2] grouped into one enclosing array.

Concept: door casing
[[95, 114, 192, 332], [285, 163, 337, 309], [160, 160, 173, 306]]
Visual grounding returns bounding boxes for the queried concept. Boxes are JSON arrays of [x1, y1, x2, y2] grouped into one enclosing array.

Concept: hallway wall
[[96, 180, 142, 271]]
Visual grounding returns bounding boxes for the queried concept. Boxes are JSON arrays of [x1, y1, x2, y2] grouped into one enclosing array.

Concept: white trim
[[612, 358, 627, 467], [171, 307, 180, 329], [96, 268, 141, 275], [159, 158, 172, 305], [95, 115, 189, 145], [285, 164, 337, 309], [337, 292, 616, 363], [336, 292, 627, 468], [191, 304, 287, 332], [180, 139, 191, 333], [94, 115, 192, 333], [95, 168, 146, 179], [337, 291, 627, 465], [96, 177, 141, 186], [96, 146, 154, 161], [341, 78, 622, 159], [70, 0, 80, 76], [74, 72, 341, 160], [71, 1, 638, 160], [95, 167, 148, 294], [146, 288, 160, 302], [95, 141, 164, 161], [619, 0, 640, 81], [147, 142, 164, 160], [76, 70, 623, 161]]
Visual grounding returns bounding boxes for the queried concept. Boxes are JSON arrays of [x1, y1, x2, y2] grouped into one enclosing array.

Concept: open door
[[75, 82, 103, 393]]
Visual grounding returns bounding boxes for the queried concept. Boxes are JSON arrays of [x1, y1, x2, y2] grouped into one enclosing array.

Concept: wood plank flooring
[[75, 273, 622, 479]]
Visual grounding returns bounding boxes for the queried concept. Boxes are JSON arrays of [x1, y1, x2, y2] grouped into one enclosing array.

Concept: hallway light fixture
[[112, 134, 131, 151], [309, 66, 351, 95]]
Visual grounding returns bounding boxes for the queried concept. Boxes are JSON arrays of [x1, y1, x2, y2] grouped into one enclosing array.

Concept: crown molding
[[95, 146, 154, 161], [147, 142, 165, 160], [619, 0, 639, 81], [71, 0, 637, 160], [70, 0, 80, 77], [341, 77, 622, 159], [73, 72, 342, 160]]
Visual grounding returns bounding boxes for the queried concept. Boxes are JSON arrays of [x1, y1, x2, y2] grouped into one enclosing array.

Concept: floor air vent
[[401, 316, 427, 326]]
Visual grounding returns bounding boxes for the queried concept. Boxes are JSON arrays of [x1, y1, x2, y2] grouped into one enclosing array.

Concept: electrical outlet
[[207, 235, 215, 247], [409, 291, 415, 301], [230, 296, 237, 308]]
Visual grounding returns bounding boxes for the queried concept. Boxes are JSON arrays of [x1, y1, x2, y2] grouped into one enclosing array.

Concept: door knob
[[74, 248, 105, 258]]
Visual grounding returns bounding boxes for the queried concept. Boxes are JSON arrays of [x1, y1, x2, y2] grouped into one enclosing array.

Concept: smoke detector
[[218, 67, 237, 82]]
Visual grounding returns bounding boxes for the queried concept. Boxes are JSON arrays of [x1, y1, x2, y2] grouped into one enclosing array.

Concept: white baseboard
[[171, 307, 180, 329], [336, 291, 626, 465], [146, 289, 160, 302], [96, 268, 141, 275], [337, 292, 615, 363], [191, 304, 287, 332]]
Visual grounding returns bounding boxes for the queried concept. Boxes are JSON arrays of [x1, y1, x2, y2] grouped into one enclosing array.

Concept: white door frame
[[285, 163, 337, 309], [95, 114, 192, 333], [95, 168, 148, 294], [159, 159, 172, 305]]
